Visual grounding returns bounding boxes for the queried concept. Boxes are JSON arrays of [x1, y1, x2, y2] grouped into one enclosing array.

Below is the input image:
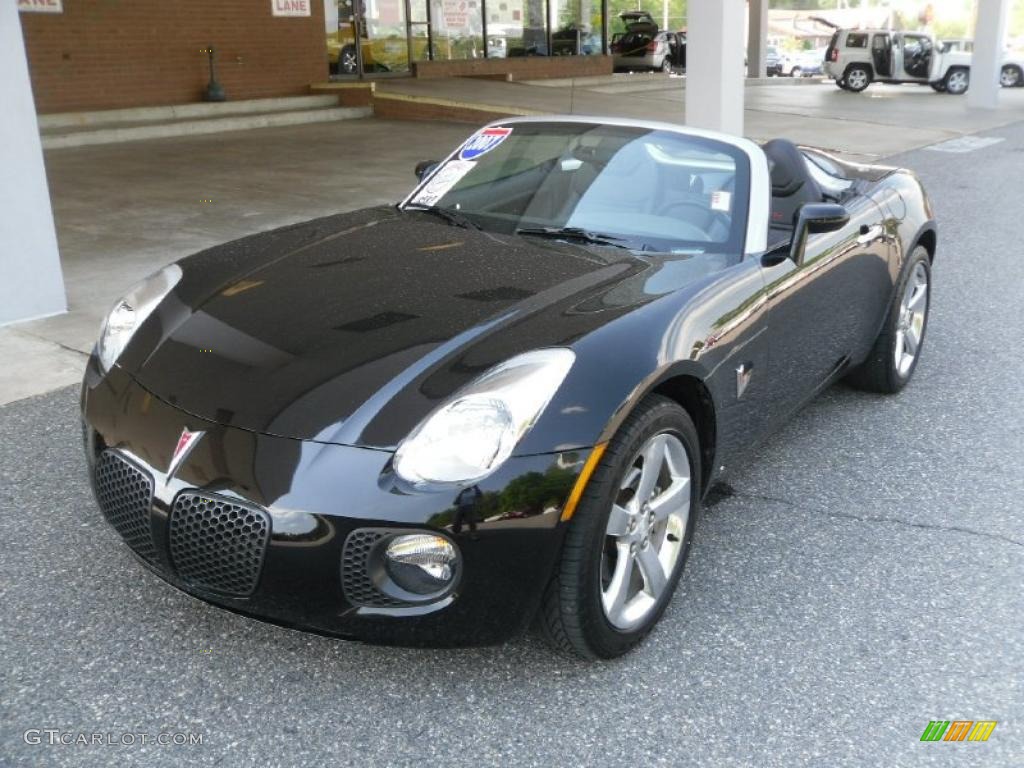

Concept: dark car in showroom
[[82, 117, 936, 659]]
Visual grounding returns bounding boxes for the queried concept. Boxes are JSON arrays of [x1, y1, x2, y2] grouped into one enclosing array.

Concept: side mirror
[[790, 202, 849, 264], [415, 160, 440, 181]]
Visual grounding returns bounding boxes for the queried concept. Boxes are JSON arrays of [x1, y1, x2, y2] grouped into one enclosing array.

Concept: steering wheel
[[657, 199, 732, 234]]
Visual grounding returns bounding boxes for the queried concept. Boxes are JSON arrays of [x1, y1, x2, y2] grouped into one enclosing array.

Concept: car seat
[[763, 138, 823, 240]]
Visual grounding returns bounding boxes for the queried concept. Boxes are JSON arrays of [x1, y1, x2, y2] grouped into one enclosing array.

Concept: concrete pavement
[[375, 76, 1024, 157], [2, 120, 1022, 767]]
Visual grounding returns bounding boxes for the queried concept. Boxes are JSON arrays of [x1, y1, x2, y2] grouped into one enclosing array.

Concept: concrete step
[[38, 95, 342, 130], [41, 105, 372, 149]]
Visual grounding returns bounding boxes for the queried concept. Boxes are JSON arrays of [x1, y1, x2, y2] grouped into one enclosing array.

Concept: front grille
[[94, 450, 157, 561], [168, 492, 271, 596], [341, 530, 405, 608]]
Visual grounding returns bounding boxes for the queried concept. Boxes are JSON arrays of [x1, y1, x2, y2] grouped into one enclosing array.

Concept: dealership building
[[18, 0, 615, 114], [1, 0, 1016, 326]]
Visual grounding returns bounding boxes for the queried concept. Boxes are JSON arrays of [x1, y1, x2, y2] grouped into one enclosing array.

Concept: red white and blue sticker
[[459, 127, 512, 160]]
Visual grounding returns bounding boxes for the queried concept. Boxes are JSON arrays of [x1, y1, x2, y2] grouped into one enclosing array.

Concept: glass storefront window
[[430, 0, 484, 60], [497, 0, 546, 57], [328, 0, 605, 76], [549, 0, 601, 55], [328, 0, 411, 75]]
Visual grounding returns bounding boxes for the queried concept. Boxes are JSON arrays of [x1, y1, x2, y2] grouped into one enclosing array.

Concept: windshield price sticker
[[411, 160, 476, 207], [710, 190, 731, 212], [459, 127, 513, 160]]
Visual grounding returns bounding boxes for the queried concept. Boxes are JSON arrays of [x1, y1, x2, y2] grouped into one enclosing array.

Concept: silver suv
[[824, 29, 971, 94]]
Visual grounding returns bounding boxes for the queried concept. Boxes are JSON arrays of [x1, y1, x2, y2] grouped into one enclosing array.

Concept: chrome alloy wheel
[[847, 68, 869, 90], [341, 49, 357, 75], [946, 69, 969, 94], [895, 261, 928, 377], [601, 432, 691, 630]]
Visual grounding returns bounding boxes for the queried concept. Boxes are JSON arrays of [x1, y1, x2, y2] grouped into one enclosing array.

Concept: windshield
[[404, 122, 750, 254]]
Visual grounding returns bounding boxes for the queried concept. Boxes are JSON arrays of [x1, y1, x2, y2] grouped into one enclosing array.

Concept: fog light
[[384, 534, 458, 596]]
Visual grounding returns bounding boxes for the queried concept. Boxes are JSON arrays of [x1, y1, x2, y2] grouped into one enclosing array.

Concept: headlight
[[96, 264, 182, 372], [393, 348, 575, 486]]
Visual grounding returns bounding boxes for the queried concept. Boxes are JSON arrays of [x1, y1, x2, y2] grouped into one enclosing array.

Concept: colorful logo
[[168, 427, 204, 478], [459, 127, 512, 160], [920, 720, 997, 742]]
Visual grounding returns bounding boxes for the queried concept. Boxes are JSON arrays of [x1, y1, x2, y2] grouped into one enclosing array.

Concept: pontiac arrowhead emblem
[[168, 427, 204, 478]]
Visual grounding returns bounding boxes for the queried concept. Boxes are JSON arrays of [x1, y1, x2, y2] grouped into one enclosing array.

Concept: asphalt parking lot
[[2, 121, 1022, 767]]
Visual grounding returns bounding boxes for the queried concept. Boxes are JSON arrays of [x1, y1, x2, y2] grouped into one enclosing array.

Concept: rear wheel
[[540, 395, 700, 659], [661, 57, 673, 74], [944, 67, 969, 95], [844, 64, 871, 92], [847, 246, 931, 394], [791, 66, 802, 78], [1000, 64, 1022, 87]]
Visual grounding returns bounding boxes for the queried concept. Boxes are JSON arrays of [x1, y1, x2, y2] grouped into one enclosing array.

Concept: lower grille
[[94, 450, 157, 561], [168, 492, 271, 596], [341, 530, 405, 608]]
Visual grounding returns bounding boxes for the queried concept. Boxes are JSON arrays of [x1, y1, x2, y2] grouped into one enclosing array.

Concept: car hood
[[124, 206, 690, 448]]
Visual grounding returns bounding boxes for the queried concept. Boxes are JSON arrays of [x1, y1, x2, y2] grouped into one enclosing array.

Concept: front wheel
[[847, 246, 931, 394], [540, 395, 700, 659], [791, 66, 802, 78], [944, 67, 969, 94]]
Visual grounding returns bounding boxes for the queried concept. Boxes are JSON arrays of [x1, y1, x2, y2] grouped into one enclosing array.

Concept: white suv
[[940, 38, 1024, 88], [824, 29, 971, 94]]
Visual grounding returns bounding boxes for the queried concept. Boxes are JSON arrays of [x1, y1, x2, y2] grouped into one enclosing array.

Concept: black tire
[[539, 395, 701, 660], [836, 78, 849, 90], [339, 45, 358, 76], [1000, 64, 1022, 88], [930, 81, 947, 92], [943, 66, 969, 95], [660, 57, 673, 74], [844, 64, 872, 92], [847, 246, 931, 394]]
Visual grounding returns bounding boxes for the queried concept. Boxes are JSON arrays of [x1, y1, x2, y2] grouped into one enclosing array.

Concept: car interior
[[432, 130, 748, 251]]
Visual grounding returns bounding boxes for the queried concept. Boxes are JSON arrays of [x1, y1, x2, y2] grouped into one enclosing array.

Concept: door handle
[[857, 224, 883, 244]]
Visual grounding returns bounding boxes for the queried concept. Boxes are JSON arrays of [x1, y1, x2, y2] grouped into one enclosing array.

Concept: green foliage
[[608, 0, 687, 33], [1012, 0, 1024, 38], [426, 463, 580, 529]]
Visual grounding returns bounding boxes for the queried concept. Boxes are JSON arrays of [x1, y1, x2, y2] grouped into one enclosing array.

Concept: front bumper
[[81, 359, 590, 646]]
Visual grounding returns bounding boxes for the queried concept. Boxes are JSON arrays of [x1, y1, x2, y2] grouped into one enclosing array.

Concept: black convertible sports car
[[82, 118, 935, 659]]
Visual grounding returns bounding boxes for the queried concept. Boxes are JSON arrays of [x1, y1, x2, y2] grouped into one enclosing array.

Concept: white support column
[[685, 0, 745, 136], [967, 0, 1010, 110], [746, 0, 768, 80], [0, 4, 66, 327]]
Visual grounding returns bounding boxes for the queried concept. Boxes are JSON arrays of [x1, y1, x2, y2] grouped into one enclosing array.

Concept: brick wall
[[20, 1, 328, 114], [413, 55, 613, 81]]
